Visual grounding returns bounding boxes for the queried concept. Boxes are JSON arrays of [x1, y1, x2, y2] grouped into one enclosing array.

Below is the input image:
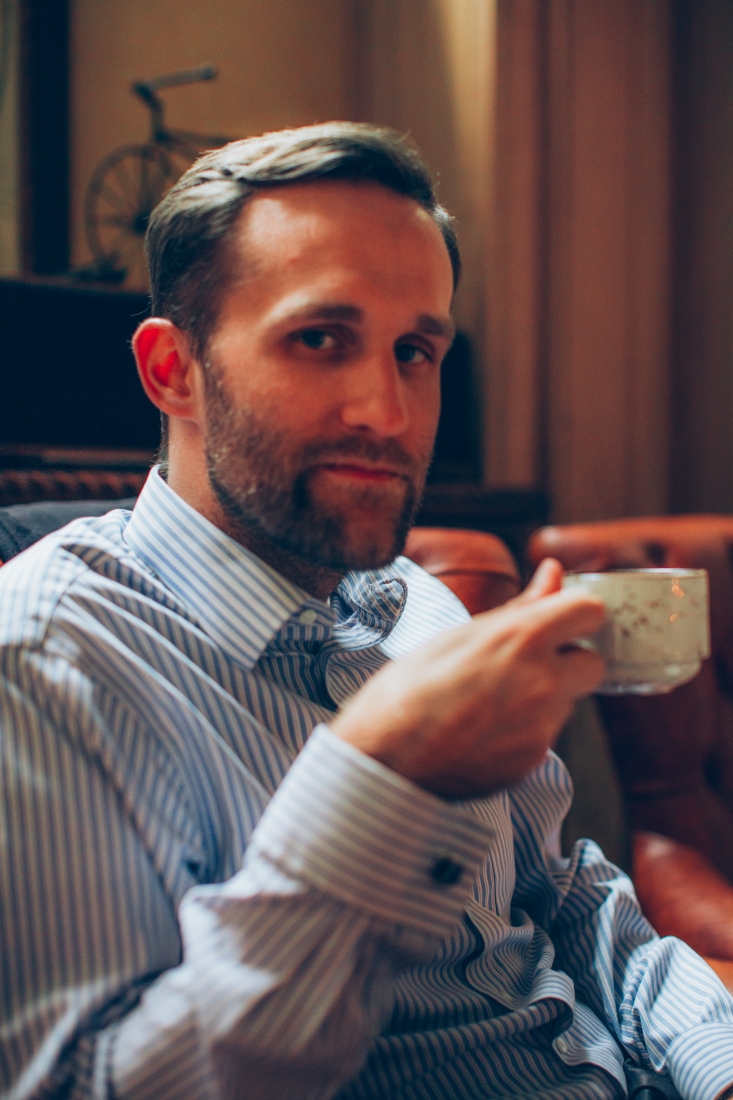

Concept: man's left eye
[[395, 343, 429, 364]]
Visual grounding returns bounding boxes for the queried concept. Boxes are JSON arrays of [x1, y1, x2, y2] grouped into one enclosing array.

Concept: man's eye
[[395, 343, 429, 365], [299, 329, 335, 350]]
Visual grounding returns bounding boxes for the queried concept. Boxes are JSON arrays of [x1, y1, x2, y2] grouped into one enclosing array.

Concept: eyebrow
[[416, 313, 455, 342], [282, 302, 455, 343], [284, 303, 364, 324]]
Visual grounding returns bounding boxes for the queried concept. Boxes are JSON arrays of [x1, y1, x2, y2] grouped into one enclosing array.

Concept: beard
[[202, 364, 431, 572]]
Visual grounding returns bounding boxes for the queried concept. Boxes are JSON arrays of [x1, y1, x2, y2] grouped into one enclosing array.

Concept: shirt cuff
[[245, 724, 496, 938], [667, 1024, 733, 1100]]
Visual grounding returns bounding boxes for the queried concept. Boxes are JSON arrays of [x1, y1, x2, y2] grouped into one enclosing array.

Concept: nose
[[339, 352, 410, 437]]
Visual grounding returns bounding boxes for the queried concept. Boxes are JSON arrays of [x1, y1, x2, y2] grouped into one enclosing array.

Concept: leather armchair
[[528, 516, 733, 990], [403, 526, 521, 612]]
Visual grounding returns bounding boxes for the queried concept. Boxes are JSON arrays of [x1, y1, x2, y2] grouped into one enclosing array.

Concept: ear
[[132, 318, 203, 423]]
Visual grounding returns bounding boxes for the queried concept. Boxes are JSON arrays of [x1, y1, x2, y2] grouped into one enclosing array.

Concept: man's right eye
[[299, 329, 335, 350]]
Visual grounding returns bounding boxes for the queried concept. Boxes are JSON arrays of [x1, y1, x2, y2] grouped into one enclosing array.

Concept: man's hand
[[331, 558, 606, 799]]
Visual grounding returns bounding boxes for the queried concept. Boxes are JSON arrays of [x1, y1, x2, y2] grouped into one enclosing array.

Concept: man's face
[[200, 180, 455, 572]]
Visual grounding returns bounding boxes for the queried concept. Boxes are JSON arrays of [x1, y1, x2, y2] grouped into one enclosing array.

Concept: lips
[[316, 463, 404, 483]]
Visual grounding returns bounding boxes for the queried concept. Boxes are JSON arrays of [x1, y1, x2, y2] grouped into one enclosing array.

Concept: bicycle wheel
[[84, 144, 189, 288]]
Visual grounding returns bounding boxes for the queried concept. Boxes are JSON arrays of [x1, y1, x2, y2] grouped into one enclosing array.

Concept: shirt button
[[298, 609, 318, 625], [430, 856, 464, 885], [555, 1037, 569, 1055]]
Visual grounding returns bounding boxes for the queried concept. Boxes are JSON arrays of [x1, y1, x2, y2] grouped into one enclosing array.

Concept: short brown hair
[[145, 121, 461, 466]]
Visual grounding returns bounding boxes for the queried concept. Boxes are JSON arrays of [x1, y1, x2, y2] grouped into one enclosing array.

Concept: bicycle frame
[[82, 63, 233, 286], [132, 64, 217, 145]]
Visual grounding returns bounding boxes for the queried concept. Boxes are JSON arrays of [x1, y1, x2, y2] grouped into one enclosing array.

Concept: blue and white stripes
[[0, 467, 731, 1100]]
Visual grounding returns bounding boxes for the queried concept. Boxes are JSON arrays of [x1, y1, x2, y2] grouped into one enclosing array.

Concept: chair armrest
[[0, 497, 138, 563], [633, 831, 733, 961], [404, 527, 521, 614]]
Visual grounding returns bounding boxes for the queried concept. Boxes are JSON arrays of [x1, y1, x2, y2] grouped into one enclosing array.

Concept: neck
[[166, 435, 345, 598], [166, 464, 343, 600], [217, 515, 344, 601]]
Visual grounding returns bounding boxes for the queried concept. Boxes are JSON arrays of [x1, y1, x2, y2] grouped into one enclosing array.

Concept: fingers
[[527, 587, 606, 648], [553, 643, 606, 698], [476, 584, 606, 651], [517, 558, 564, 601]]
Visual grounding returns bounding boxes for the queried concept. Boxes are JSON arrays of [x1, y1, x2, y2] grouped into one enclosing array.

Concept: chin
[[316, 512, 410, 571], [335, 540, 404, 571]]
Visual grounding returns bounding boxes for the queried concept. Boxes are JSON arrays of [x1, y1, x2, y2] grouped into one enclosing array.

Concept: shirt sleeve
[[508, 751, 733, 1100], [0, 657, 495, 1100]]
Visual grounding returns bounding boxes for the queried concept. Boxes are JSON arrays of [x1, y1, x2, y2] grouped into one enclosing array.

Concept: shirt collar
[[124, 468, 406, 669]]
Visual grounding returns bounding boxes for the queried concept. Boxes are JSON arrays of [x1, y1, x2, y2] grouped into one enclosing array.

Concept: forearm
[[111, 727, 494, 1099]]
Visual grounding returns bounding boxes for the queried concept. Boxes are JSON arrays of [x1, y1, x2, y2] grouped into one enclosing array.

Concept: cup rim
[[564, 568, 707, 580]]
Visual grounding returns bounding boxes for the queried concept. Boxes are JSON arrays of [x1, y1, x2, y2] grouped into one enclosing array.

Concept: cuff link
[[430, 855, 464, 885]]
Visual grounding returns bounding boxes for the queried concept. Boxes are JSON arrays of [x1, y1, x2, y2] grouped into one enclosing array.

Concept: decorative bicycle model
[[84, 64, 233, 288]]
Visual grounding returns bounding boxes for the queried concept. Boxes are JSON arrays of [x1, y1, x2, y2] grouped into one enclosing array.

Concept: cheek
[[222, 370, 324, 433], [411, 379, 442, 447]]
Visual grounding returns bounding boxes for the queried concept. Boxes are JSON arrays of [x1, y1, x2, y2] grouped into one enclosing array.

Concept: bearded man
[[1, 123, 731, 1100]]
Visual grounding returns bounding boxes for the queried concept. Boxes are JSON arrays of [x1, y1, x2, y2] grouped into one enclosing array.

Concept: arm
[[2, 559, 606, 1097], [110, 728, 496, 1100]]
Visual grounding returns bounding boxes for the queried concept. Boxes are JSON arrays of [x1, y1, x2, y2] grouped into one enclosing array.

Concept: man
[[0, 123, 731, 1100]]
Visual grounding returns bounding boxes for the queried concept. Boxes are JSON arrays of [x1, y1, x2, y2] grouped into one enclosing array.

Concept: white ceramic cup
[[561, 568, 710, 694]]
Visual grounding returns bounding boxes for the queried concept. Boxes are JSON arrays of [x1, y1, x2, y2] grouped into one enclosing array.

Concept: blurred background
[[0, 0, 732, 533]]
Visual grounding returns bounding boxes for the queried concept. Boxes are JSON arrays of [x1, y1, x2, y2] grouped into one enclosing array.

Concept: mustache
[[298, 435, 423, 473]]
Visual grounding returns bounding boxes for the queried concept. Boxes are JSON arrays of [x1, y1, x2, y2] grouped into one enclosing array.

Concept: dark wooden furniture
[[415, 484, 549, 571], [19, 0, 70, 274], [0, 276, 155, 449]]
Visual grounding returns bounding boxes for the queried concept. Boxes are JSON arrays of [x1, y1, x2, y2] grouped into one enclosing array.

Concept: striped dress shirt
[[1, 467, 732, 1100]]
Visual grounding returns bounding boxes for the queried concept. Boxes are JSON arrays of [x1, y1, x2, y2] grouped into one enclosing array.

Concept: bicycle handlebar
[[133, 64, 217, 99]]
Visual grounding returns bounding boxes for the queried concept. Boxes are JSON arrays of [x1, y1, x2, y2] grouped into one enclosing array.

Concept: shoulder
[[0, 507, 146, 649]]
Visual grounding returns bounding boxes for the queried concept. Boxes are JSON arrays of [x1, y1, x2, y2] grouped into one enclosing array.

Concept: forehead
[[226, 180, 454, 304]]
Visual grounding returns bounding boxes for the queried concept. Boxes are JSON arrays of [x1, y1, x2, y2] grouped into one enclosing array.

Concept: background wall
[[670, 1, 733, 515], [69, 0, 359, 267], [486, 0, 673, 522], [4, 0, 733, 524], [68, 0, 493, 348], [353, 0, 495, 354]]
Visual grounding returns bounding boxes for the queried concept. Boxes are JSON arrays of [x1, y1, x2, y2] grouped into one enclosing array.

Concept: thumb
[[518, 558, 564, 602]]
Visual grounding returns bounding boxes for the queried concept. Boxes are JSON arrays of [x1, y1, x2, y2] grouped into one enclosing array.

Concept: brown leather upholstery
[[529, 516, 733, 985], [632, 832, 733, 957], [404, 527, 521, 614]]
